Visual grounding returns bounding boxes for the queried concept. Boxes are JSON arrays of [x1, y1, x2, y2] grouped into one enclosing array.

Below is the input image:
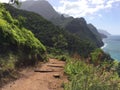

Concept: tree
[[52, 34, 68, 49]]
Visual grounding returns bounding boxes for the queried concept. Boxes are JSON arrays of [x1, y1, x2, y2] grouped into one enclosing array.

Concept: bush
[[64, 58, 120, 90], [0, 4, 46, 66], [59, 55, 67, 61], [0, 4, 47, 86], [0, 53, 17, 87]]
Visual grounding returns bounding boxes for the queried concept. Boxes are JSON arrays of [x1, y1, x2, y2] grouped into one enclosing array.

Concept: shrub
[[0, 4, 46, 66], [64, 58, 120, 90], [59, 55, 67, 61]]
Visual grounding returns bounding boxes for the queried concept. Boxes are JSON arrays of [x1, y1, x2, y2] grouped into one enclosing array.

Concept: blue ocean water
[[101, 35, 120, 61]]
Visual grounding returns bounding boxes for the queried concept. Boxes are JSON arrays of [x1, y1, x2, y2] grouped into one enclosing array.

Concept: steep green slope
[[87, 23, 104, 44], [5, 4, 64, 47], [0, 3, 47, 86], [4, 4, 96, 57], [0, 4, 46, 69], [51, 16, 104, 47], [19, 0, 103, 48], [65, 18, 103, 47]]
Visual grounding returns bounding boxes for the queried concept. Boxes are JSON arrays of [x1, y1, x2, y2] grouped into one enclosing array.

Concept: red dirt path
[[1, 59, 68, 90]]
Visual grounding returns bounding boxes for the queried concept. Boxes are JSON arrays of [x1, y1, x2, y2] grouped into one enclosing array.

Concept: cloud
[[90, 0, 104, 5], [0, 0, 9, 3], [54, 0, 120, 17]]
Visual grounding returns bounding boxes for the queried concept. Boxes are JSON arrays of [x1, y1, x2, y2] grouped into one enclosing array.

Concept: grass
[[64, 58, 120, 90], [0, 54, 18, 87]]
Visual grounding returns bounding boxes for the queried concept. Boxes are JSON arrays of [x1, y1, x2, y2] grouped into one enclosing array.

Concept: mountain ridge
[[19, 0, 104, 47], [20, 0, 60, 20], [5, 4, 98, 57]]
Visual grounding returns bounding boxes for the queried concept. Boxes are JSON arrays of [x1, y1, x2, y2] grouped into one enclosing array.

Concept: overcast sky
[[1, 0, 120, 35]]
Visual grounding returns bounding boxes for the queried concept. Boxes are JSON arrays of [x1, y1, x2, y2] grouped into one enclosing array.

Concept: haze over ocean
[[102, 35, 120, 61]]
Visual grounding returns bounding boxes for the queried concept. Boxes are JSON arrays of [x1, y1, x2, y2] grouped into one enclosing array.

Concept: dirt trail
[[1, 59, 68, 90]]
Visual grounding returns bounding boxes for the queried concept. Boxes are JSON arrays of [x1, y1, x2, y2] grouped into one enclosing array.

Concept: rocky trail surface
[[1, 59, 68, 90]]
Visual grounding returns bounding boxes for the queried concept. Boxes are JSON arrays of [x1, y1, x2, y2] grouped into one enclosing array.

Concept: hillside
[[0, 4, 46, 64], [87, 23, 105, 41], [20, 0, 104, 47], [20, 0, 60, 20], [1, 2, 120, 90], [0, 3, 46, 87], [5, 4, 98, 57], [65, 18, 103, 47]]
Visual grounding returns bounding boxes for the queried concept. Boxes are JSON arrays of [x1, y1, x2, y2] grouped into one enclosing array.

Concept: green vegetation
[[65, 18, 103, 47], [90, 49, 113, 66], [1, 3, 120, 90], [0, 3, 46, 86], [19, 0, 104, 48], [0, 4, 46, 61], [47, 48, 119, 90], [64, 50, 120, 90], [4, 4, 97, 57], [0, 54, 17, 86]]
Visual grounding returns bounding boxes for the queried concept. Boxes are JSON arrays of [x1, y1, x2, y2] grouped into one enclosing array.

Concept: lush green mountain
[[20, 0, 60, 20], [0, 3, 116, 88], [52, 16, 104, 47], [4, 4, 97, 57], [5, 4, 66, 48], [87, 24, 108, 39], [87, 24, 101, 37], [19, 0, 72, 25], [0, 3, 47, 86], [87, 23, 104, 41], [65, 18, 103, 47], [19, 0, 103, 47], [0, 3, 46, 63], [88, 23, 107, 39]]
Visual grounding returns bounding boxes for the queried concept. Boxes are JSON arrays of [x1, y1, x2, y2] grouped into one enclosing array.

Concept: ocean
[[101, 35, 120, 61]]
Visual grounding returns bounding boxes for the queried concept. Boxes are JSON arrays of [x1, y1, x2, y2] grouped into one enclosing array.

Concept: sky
[[0, 0, 120, 35]]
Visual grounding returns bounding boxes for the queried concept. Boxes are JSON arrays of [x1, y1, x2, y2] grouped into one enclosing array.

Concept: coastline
[[101, 43, 107, 49], [100, 37, 108, 49], [101, 35, 120, 61]]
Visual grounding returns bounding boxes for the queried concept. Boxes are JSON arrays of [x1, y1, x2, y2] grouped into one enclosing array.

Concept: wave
[[101, 43, 107, 49]]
